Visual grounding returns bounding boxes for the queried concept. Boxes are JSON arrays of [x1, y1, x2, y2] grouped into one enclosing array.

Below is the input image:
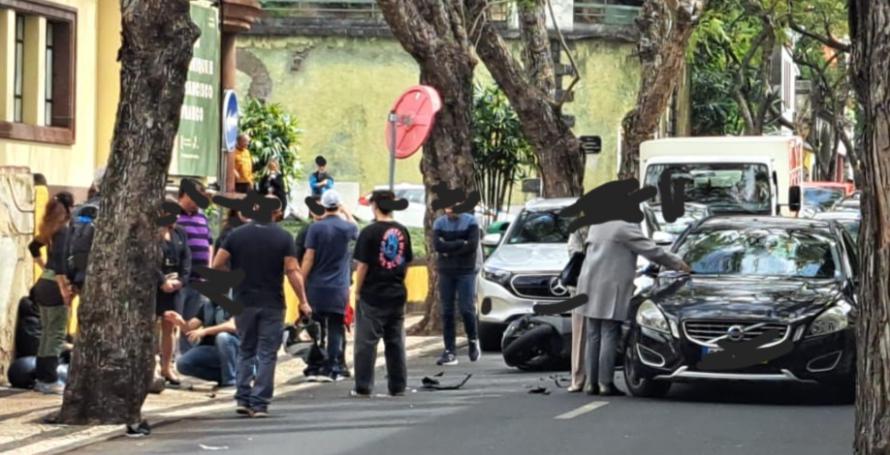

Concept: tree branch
[[786, 0, 851, 52]]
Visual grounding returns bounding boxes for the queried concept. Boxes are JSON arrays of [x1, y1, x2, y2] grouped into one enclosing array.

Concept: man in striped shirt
[[175, 180, 214, 363]]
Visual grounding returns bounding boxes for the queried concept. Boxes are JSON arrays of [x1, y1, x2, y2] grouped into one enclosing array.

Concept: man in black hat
[[309, 155, 333, 199]]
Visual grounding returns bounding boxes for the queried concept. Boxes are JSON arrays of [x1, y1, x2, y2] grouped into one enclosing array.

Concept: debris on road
[[199, 443, 230, 450], [421, 373, 472, 390]]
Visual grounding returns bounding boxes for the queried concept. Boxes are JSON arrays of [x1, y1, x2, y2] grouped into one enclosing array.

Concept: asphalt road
[[72, 348, 854, 455]]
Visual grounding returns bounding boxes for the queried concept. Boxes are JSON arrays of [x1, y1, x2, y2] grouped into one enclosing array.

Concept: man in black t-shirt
[[351, 190, 413, 397], [214, 196, 311, 417]]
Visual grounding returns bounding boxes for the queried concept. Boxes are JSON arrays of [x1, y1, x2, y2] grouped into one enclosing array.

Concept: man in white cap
[[300, 190, 358, 382]]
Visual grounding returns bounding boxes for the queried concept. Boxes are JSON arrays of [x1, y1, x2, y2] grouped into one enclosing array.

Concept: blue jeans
[[439, 272, 478, 352], [235, 306, 284, 412], [176, 332, 240, 386], [178, 285, 210, 354]]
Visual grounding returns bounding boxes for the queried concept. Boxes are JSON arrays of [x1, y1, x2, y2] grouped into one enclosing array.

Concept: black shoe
[[125, 421, 151, 438], [468, 339, 481, 362], [339, 368, 351, 378], [584, 384, 600, 396], [436, 351, 458, 366], [599, 384, 625, 396]]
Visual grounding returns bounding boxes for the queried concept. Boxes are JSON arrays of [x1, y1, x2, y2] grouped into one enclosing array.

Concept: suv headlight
[[482, 266, 511, 287], [636, 300, 669, 334], [806, 301, 852, 338]]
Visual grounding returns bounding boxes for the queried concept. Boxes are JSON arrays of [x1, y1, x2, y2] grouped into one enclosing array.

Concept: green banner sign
[[171, 1, 220, 178]]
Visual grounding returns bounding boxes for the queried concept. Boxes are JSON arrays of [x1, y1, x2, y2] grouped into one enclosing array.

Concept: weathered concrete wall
[[0, 167, 35, 383], [236, 36, 640, 194]]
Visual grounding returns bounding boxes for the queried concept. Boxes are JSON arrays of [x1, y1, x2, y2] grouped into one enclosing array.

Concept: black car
[[623, 216, 858, 400]]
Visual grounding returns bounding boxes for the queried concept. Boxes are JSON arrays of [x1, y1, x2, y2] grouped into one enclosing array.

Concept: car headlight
[[636, 300, 670, 334], [482, 267, 512, 287], [806, 301, 852, 338]]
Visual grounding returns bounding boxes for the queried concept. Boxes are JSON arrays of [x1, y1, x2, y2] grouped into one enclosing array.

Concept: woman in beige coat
[[566, 226, 589, 392]]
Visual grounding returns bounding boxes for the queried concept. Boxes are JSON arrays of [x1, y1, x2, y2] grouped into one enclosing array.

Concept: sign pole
[[388, 112, 397, 191]]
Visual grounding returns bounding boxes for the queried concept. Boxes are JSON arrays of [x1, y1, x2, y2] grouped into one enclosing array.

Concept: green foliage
[[471, 84, 537, 223], [239, 97, 304, 191]]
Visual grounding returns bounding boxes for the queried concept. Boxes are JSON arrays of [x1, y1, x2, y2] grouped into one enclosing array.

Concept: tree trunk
[[468, 0, 582, 198], [59, 0, 199, 425], [850, 1, 890, 452], [376, 0, 477, 335], [619, 0, 706, 180]]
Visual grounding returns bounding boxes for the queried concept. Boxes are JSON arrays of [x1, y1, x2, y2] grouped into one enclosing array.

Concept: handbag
[[559, 251, 585, 288]]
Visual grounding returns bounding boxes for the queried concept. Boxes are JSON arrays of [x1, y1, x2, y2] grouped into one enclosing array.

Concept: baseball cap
[[321, 190, 341, 209]]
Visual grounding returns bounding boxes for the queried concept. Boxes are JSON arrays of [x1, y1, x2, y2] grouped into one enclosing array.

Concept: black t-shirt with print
[[354, 221, 413, 304]]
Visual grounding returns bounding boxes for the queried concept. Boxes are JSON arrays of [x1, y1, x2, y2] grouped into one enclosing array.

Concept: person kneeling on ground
[[351, 190, 413, 398], [164, 301, 239, 389]]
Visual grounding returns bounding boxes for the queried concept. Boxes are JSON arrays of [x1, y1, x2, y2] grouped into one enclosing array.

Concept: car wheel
[[479, 322, 505, 352], [623, 344, 671, 398], [502, 325, 554, 370]]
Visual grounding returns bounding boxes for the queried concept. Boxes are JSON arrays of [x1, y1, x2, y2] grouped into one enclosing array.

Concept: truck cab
[[640, 136, 807, 218]]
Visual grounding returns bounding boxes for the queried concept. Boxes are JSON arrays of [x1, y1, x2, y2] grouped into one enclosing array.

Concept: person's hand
[[187, 328, 206, 344], [299, 302, 313, 318], [161, 280, 176, 293], [171, 279, 184, 291]]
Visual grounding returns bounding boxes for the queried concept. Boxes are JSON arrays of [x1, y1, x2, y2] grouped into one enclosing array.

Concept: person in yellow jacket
[[233, 134, 254, 193]]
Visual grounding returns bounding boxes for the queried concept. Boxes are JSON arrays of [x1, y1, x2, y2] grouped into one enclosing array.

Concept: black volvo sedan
[[623, 216, 858, 400]]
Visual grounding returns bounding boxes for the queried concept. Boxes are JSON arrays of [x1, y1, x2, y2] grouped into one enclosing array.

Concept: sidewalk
[[0, 315, 448, 455]]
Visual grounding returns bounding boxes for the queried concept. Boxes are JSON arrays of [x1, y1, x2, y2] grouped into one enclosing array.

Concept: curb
[[20, 336, 450, 455]]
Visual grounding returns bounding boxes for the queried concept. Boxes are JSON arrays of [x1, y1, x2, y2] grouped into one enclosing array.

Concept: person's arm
[[354, 261, 369, 298], [339, 204, 357, 225], [178, 230, 192, 287], [164, 311, 202, 332], [212, 249, 231, 271], [404, 228, 414, 265], [325, 176, 334, 190], [28, 239, 46, 269], [451, 220, 480, 256], [285, 256, 312, 319], [620, 223, 690, 272], [433, 219, 462, 253], [309, 173, 320, 189], [189, 317, 237, 342], [301, 249, 316, 281]]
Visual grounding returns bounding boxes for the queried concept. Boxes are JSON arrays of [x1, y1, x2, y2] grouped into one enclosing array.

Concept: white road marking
[[554, 401, 609, 420]]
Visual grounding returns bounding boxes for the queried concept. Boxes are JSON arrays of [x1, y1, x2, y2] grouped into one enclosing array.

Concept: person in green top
[[27, 191, 74, 395]]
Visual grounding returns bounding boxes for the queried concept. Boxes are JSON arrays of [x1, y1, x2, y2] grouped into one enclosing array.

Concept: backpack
[[65, 201, 100, 287]]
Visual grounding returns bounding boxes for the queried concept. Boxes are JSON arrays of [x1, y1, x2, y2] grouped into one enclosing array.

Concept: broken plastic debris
[[199, 443, 230, 451], [528, 386, 550, 395], [421, 373, 472, 390]]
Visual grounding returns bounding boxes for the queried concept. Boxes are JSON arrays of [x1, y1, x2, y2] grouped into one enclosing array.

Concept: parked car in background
[[623, 216, 858, 401], [800, 182, 852, 217], [814, 210, 861, 244], [354, 184, 426, 228], [832, 192, 861, 212]]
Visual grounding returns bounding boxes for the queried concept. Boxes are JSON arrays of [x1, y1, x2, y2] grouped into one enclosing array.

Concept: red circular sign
[[386, 85, 442, 159]]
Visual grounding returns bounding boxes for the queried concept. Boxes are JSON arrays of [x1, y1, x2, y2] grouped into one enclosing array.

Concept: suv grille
[[510, 274, 567, 299], [684, 321, 788, 347]]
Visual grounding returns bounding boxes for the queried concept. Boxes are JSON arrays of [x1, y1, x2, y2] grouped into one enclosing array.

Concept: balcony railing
[[260, 0, 639, 28]]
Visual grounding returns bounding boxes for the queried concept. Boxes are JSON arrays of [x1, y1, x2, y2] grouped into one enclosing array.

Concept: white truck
[[639, 136, 806, 218]]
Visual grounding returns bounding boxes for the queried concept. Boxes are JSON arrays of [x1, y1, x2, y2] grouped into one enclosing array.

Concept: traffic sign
[[580, 135, 602, 154], [385, 85, 442, 159], [223, 90, 239, 152]]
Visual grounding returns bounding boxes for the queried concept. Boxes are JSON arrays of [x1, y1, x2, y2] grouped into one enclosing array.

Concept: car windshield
[[652, 205, 711, 235], [645, 163, 772, 214], [675, 228, 838, 278], [841, 220, 860, 243], [506, 210, 576, 244], [804, 187, 845, 211]]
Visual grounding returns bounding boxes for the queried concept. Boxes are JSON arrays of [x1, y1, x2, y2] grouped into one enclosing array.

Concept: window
[[44, 22, 52, 125], [0, 0, 76, 144], [14, 14, 24, 123]]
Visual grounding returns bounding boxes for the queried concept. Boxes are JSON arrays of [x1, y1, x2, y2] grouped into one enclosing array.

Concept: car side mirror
[[652, 231, 674, 246], [789, 186, 801, 212], [482, 233, 502, 247]]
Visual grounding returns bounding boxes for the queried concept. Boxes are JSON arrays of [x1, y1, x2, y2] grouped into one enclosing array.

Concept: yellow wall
[[94, 0, 120, 168], [0, 0, 99, 193]]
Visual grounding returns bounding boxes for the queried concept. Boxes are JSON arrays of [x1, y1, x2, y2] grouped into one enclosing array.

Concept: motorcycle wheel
[[502, 325, 555, 370]]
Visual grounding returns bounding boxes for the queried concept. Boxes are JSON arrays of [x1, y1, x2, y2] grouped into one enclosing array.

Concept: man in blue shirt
[[308, 155, 334, 198], [433, 203, 481, 366], [301, 190, 358, 382]]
